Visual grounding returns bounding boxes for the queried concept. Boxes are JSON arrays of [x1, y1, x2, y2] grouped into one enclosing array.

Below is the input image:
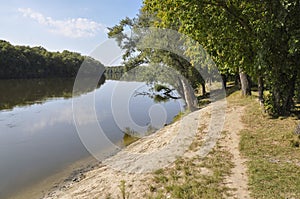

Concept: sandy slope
[[43, 100, 250, 199]]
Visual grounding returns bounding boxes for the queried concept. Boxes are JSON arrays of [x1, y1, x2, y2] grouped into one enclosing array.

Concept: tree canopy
[[109, 0, 300, 116], [0, 40, 104, 79]]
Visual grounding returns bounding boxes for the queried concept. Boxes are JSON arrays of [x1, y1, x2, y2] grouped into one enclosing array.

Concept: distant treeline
[[0, 40, 104, 79]]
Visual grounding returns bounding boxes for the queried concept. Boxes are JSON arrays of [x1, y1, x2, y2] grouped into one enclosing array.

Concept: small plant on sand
[[119, 180, 129, 199], [172, 111, 185, 123]]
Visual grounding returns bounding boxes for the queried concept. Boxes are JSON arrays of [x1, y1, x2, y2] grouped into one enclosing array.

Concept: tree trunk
[[258, 76, 264, 104], [180, 78, 198, 111], [221, 74, 227, 89], [239, 68, 251, 96], [285, 74, 297, 112], [235, 72, 241, 88], [271, 73, 297, 116], [201, 82, 206, 96]]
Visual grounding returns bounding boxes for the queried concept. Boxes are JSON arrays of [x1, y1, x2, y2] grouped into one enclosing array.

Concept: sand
[[42, 100, 250, 199]]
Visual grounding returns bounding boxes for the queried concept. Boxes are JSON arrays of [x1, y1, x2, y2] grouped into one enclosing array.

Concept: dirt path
[[221, 106, 251, 199]]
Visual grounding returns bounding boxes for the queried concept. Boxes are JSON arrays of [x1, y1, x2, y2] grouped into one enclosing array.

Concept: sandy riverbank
[[42, 100, 226, 199], [7, 156, 99, 199]]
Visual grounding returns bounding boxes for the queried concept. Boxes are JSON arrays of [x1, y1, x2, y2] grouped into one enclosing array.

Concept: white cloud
[[18, 8, 106, 38]]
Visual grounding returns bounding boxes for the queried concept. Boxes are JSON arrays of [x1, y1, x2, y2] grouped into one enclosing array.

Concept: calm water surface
[[0, 78, 184, 198]]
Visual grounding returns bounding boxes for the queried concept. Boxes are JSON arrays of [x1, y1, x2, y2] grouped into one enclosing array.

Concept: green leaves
[[108, 0, 300, 115], [0, 40, 101, 79]]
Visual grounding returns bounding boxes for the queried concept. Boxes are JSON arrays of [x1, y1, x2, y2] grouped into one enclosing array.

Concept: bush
[[263, 94, 276, 116]]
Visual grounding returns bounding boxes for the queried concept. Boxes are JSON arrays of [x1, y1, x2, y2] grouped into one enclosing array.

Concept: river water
[[0, 78, 184, 198]]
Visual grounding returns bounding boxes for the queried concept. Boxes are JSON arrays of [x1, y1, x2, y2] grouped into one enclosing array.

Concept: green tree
[[140, 0, 300, 116], [0, 40, 103, 79], [108, 15, 203, 111]]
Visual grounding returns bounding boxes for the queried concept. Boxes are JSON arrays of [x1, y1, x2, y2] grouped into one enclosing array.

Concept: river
[[0, 78, 184, 198]]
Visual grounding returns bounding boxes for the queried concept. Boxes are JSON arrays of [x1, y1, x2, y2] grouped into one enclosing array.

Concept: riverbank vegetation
[[0, 40, 104, 79], [233, 92, 300, 198], [140, 89, 300, 198]]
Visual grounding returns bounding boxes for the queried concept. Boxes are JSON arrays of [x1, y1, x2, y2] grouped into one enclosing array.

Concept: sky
[[0, 0, 142, 55]]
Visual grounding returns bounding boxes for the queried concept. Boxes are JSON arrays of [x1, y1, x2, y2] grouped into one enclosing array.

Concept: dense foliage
[[0, 40, 104, 79], [109, 0, 300, 116]]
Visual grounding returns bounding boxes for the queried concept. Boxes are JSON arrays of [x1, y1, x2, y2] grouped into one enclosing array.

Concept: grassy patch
[[147, 133, 234, 198], [188, 125, 207, 152], [172, 110, 191, 123], [228, 91, 300, 198], [118, 180, 130, 199]]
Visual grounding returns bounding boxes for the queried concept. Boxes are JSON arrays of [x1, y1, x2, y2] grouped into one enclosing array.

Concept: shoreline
[[40, 101, 226, 198], [8, 156, 100, 199], [41, 146, 123, 199], [8, 122, 139, 199], [40, 157, 101, 198]]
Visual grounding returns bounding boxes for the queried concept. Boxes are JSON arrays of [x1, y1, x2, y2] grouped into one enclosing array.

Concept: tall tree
[[141, 0, 300, 116], [108, 14, 202, 111]]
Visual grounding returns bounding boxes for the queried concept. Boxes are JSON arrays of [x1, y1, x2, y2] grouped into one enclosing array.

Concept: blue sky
[[0, 0, 142, 55]]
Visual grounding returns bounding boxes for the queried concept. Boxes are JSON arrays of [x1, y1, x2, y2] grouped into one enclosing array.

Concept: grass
[[150, 89, 300, 198], [172, 110, 191, 123], [119, 88, 299, 198], [227, 90, 300, 199], [118, 180, 130, 199], [188, 125, 207, 152], [146, 130, 234, 199]]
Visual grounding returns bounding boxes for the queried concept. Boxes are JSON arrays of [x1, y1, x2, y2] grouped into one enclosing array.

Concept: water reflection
[[0, 76, 105, 110]]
